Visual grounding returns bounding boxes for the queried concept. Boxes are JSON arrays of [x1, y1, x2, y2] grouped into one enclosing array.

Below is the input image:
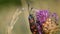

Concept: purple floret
[[52, 13, 58, 21]]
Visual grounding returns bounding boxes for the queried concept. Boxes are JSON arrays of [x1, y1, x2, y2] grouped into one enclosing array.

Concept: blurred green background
[[0, 0, 60, 34]]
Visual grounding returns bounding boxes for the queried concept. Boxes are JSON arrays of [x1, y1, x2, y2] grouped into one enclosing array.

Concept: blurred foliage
[[0, 0, 22, 6]]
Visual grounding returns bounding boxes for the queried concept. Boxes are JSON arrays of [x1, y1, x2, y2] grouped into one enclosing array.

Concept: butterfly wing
[[28, 14, 39, 34]]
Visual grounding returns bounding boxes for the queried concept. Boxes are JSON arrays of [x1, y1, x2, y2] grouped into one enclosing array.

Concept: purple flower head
[[36, 10, 50, 23]]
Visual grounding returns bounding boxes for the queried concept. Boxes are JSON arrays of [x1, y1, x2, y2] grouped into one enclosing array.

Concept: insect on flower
[[28, 14, 39, 34], [28, 10, 59, 34]]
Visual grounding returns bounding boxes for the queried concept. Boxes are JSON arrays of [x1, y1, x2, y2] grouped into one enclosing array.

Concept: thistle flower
[[35, 10, 59, 34]]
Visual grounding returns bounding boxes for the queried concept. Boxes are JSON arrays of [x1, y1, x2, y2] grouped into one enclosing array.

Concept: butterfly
[[28, 14, 39, 34], [28, 14, 45, 34]]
